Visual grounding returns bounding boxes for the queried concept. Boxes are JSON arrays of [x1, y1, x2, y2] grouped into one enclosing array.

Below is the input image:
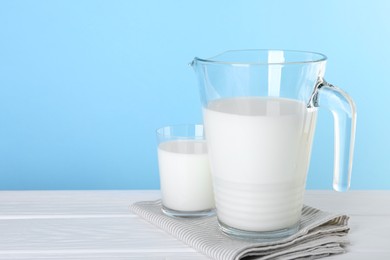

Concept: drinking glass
[[156, 124, 215, 217]]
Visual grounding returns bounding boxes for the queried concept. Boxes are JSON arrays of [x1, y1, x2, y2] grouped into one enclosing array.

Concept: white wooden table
[[0, 190, 389, 259]]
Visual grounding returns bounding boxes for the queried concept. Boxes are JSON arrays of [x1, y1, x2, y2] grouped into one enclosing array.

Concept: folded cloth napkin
[[129, 200, 349, 260]]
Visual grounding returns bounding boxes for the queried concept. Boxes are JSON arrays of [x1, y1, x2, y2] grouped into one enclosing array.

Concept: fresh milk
[[204, 97, 317, 232], [158, 140, 215, 212]]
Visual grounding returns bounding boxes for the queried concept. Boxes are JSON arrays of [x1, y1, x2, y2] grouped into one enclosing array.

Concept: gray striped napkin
[[129, 200, 349, 260]]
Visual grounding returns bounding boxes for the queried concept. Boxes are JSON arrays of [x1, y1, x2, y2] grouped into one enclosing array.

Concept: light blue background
[[0, 0, 389, 190]]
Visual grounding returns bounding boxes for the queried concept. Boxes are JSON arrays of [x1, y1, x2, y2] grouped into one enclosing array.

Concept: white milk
[[158, 140, 215, 212], [204, 97, 317, 231]]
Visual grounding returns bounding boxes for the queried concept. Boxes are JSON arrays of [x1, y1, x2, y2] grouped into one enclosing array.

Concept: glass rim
[[156, 124, 204, 138], [193, 49, 328, 66]]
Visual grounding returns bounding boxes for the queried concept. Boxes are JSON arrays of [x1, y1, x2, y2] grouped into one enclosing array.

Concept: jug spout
[[189, 58, 199, 71]]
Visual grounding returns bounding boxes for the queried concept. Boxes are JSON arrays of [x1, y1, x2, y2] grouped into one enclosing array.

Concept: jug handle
[[309, 79, 357, 192]]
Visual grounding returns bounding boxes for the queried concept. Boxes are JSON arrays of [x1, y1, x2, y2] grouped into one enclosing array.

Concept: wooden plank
[[0, 213, 388, 257], [0, 252, 211, 260], [0, 190, 389, 259], [0, 217, 192, 251], [347, 216, 390, 253], [0, 190, 389, 215], [2, 251, 390, 260], [326, 252, 390, 260], [0, 190, 160, 215], [304, 190, 390, 215], [0, 213, 211, 259]]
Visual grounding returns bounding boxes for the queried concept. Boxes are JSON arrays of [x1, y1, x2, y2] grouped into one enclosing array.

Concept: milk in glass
[[158, 140, 215, 212]]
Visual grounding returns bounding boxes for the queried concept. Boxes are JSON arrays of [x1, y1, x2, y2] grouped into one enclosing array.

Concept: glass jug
[[190, 50, 356, 239]]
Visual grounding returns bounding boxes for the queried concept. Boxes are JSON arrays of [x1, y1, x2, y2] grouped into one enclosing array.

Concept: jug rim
[[193, 49, 327, 66]]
